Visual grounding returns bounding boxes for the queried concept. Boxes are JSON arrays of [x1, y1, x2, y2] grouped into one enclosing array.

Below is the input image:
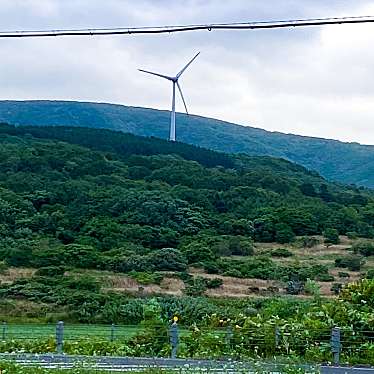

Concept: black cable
[[0, 15, 373, 38]]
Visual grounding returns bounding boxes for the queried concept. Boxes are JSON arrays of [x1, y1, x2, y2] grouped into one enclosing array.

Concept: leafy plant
[[271, 248, 293, 258]]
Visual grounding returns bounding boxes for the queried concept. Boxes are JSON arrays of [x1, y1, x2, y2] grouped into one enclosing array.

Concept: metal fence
[[0, 321, 373, 367]]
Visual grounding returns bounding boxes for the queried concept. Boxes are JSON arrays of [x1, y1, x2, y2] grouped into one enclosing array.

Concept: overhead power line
[[1, 15, 374, 38]]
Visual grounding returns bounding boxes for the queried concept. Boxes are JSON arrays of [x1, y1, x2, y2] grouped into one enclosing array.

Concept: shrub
[[299, 236, 319, 248], [202, 261, 220, 274], [286, 280, 304, 295], [129, 271, 164, 285], [304, 279, 320, 297], [35, 266, 65, 277], [338, 271, 350, 278], [340, 279, 374, 308], [346, 231, 358, 239], [366, 269, 374, 279], [182, 244, 216, 264], [335, 255, 364, 271], [184, 277, 207, 296], [0, 261, 8, 274], [206, 278, 223, 289], [175, 271, 193, 284], [331, 283, 343, 295], [223, 269, 242, 278], [323, 228, 340, 245], [147, 248, 187, 271], [316, 273, 335, 282], [352, 241, 374, 257], [6, 247, 33, 267], [271, 248, 293, 258], [280, 263, 329, 282], [274, 223, 295, 244], [226, 237, 254, 256]]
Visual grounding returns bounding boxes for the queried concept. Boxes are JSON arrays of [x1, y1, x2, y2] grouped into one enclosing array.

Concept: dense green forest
[[0, 100, 374, 187], [1, 123, 374, 277], [0, 123, 373, 294]]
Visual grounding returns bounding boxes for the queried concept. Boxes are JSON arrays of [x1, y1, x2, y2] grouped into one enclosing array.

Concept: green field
[[1, 323, 208, 341], [2, 324, 142, 341]]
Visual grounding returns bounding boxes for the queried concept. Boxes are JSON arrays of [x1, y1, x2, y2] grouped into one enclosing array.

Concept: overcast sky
[[1, 0, 374, 144]]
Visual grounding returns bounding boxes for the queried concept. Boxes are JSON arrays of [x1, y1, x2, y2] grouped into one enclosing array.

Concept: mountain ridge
[[0, 99, 373, 187]]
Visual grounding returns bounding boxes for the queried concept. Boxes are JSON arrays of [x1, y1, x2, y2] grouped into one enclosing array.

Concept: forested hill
[[0, 123, 373, 253], [0, 100, 373, 187]]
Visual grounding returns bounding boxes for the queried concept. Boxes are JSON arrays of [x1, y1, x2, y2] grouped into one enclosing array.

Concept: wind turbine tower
[[139, 52, 200, 141]]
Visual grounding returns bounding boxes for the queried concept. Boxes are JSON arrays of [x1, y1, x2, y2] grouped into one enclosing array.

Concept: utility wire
[[0, 15, 374, 38]]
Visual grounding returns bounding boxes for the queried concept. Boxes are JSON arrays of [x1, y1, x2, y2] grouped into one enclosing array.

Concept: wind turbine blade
[[176, 52, 200, 78], [176, 82, 188, 114], [138, 69, 174, 81]]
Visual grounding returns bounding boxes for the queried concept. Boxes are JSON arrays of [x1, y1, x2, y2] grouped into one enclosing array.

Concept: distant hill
[[0, 100, 373, 187]]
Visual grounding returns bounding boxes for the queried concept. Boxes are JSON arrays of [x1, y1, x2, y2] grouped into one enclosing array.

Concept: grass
[[0, 323, 200, 341], [1, 323, 143, 341], [0, 363, 177, 374], [0, 361, 319, 373]]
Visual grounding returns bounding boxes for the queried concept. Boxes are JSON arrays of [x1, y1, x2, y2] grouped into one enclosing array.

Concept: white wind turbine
[[138, 52, 200, 141]]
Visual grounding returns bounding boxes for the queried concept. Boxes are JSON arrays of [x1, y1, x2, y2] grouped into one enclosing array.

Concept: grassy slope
[[2, 236, 372, 300], [0, 100, 373, 187]]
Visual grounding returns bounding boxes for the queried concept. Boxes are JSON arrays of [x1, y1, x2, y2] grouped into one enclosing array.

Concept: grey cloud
[[0, 0, 373, 143]]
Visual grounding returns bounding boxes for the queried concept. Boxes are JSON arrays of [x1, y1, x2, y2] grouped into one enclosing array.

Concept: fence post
[[225, 325, 233, 351], [56, 321, 64, 354], [275, 326, 280, 350], [170, 320, 179, 359], [110, 323, 116, 342], [2, 322, 6, 341], [331, 327, 341, 366]]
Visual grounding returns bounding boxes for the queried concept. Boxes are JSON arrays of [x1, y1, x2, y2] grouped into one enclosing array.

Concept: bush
[[223, 269, 242, 278], [147, 248, 187, 271], [6, 247, 33, 267], [331, 283, 343, 295], [352, 241, 374, 257], [35, 266, 66, 277], [226, 237, 254, 256], [304, 279, 320, 297], [280, 263, 329, 282], [316, 273, 335, 282], [346, 231, 358, 239], [175, 271, 193, 284], [0, 261, 8, 274], [335, 255, 364, 271], [338, 271, 350, 278], [323, 228, 340, 245], [299, 236, 319, 248], [184, 277, 207, 296], [202, 261, 220, 274], [182, 244, 216, 264], [286, 280, 304, 295], [128, 271, 164, 285], [206, 278, 223, 289], [366, 269, 374, 279], [274, 223, 295, 244], [271, 248, 293, 258], [340, 278, 374, 308]]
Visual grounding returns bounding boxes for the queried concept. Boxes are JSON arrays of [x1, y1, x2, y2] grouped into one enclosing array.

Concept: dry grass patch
[[102, 274, 184, 296], [0, 268, 36, 284]]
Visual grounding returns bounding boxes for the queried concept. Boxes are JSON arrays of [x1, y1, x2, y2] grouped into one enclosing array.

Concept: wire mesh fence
[[0, 321, 372, 366]]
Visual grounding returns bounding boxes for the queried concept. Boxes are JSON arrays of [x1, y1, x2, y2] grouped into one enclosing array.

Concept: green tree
[[323, 228, 340, 245]]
